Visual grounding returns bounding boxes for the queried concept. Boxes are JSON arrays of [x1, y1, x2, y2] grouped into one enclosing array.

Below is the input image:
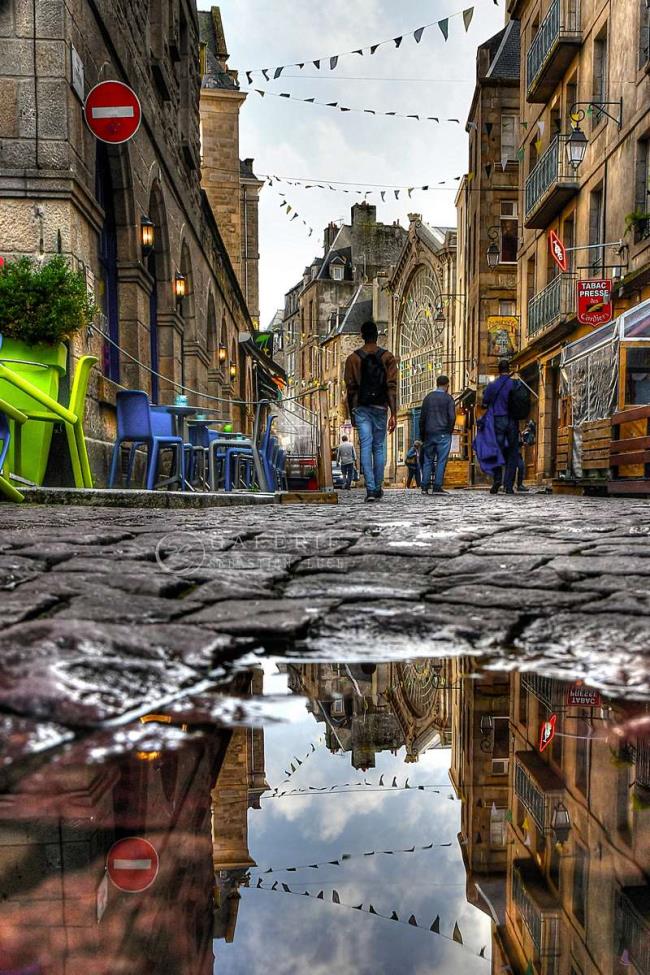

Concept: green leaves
[[0, 255, 95, 346]]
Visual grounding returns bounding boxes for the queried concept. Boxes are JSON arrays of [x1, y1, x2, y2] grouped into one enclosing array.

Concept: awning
[[561, 297, 650, 367]]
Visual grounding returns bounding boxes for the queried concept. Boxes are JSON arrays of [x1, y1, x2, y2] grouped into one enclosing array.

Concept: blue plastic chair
[[108, 391, 185, 491], [0, 410, 24, 501], [275, 448, 288, 491]]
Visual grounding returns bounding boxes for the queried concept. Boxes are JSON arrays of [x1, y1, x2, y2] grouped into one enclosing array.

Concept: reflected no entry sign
[[107, 837, 159, 892], [84, 81, 142, 144]]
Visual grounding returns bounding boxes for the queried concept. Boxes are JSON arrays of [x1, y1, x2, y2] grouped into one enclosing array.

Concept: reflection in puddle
[[0, 660, 648, 974]]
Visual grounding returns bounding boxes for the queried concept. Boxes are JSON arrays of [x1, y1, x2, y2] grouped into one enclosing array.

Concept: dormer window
[[330, 259, 345, 282]]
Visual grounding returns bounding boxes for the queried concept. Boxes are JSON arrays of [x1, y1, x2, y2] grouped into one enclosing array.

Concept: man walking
[[336, 435, 356, 490], [482, 359, 519, 495], [419, 375, 457, 495], [405, 440, 422, 488], [344, 320, 398, 502]]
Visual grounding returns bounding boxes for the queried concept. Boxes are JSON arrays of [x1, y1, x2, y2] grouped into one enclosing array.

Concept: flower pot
[[306, 476, 319, 491], [0, 338, 67, 485]]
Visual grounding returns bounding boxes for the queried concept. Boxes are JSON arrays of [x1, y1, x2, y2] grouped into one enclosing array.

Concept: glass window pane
[[625, 348, 650, 404]]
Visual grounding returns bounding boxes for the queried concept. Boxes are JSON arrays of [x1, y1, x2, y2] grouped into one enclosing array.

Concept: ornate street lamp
[[218, 344, 227, 364], [140, 217, 155, 257], [486, 226, 500, 268], [551, 802, 571, 844], [174, 272, 186, 301], [566, 124, 588, 171], [229, 362, 237, 381], [480, 715, 494, 735]]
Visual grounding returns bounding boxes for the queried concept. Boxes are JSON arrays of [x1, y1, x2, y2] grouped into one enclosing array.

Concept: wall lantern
[[486, 226, 500, 268], [566, 124, 588, 171], [141, 217, 155, 257], [551, 802, 571, 844], [218, 344, 227, 364], [480, 715, 494, 735], [229, 362, 237, 380], [174, 272, 186, 301]]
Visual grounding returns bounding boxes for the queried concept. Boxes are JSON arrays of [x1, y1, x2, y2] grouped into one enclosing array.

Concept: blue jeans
[[353, 407, 388, 493], [493, 416, 519, 491], [422, 433, 452, 490], [341, 463, 354, 488]]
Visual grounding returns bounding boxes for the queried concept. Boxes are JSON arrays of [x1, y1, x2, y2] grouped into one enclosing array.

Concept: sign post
[[84, 81, 142, 144], [576, 279, 613, 327], [107, 837, 159, 893], [548, 230, 568, 273]]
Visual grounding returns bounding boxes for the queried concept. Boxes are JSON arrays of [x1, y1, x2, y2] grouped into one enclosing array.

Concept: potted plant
[[305, 466, 318, 491], [624, 209, 650, 242], [0, 255, 95, 483]]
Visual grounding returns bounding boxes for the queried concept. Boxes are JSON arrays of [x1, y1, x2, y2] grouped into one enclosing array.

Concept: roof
[[317, 225, 353, 281], [199, 7, 239, 91], [266, 309, 283, 332], [323, 285, 374, 340], [420, 223, 456, 251], [485, 19, 520, 81]]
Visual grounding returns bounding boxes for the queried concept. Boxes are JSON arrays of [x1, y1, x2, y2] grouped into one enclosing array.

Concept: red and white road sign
[[539, 714, 557, 753], [84, 81, 142, 144], [549, 230, 568, 273], [107, 837, 159, 893]]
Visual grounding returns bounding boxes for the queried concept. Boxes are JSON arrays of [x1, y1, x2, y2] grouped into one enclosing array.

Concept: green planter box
[[0, 339, 67, 485]]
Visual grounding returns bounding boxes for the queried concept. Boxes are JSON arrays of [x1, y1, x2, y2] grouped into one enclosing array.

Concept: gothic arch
[[397, 262, 444, 409]]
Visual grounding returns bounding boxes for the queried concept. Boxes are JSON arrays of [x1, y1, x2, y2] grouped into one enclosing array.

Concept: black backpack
[[509, 379, 532, 420], [356, 348, 388, 407]]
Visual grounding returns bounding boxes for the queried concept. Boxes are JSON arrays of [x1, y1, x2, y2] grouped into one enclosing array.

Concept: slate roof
[[199, 7, 239, 90], [485, 19, 520, 81]]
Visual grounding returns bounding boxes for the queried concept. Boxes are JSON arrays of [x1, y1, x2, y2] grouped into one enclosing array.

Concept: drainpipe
[[243, 185, 249, 307]]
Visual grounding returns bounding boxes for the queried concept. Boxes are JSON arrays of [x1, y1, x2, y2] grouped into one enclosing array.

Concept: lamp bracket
[[570, 99, 623, 128]]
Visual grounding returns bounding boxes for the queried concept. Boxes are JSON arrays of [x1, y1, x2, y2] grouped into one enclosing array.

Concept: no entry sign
[[107, 837, 159, 892], [577, 279, 613, 327], [84, 81, 141, 144]]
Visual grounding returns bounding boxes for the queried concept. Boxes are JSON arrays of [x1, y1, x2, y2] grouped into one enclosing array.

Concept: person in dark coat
[[481, 359, 519, 495], [419, 376, 457, 495], [405, 440, 422, 488]]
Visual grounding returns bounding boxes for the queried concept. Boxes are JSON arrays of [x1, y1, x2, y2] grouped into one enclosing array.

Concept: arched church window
[[398, 265, 444, 408]]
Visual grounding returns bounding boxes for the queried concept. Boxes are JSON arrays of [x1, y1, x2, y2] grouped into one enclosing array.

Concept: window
[[592, 26, 608, 125], [575, 710, 591, 797], [500, 300, 516, 316], [397, 425, 405, 462], [519, 681, 528, 727], [500, 200, 518, 263], [634, 140, 650, 242], [572, 844, 587, 928], [589, 184, 605, 272], [331, 263, 344, 281], [624, 348, 650, 404], [490, 806, 507, 847], [501, 114, 519, 162], [640, 0, 650, 68]]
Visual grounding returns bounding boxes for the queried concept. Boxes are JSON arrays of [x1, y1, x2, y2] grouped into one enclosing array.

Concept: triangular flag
[[394, 190, 400, 199], [246, 71, 253, 85], [517, 147, 525, 161], [381, 191, 386, 202], [407, 188, 413, 197], [353, 49, 363, 56], [256, 878, 262, 888], [468, 121, 478, 131], [428, 117, 439, 122], [370, 44, 379, 54], [328, 860, 339, 866], [467, 171, 474, 182], [524, 831, 532, 847], [463, 7, 474, 31], [313, 59, 321, 69], [522, 120, 529, 129], [280, 93, 290, 98], [378, 775, 384, 786], [332, 890, 340, 904], [290, 763, 296, 772], [414, 27, 425, 43], [271, 881, 278, 890], [407, 115, 420, 120], [352, 903, 363, 910], [311, 743, 315, 752], [453, 922, 464, 944], [408, 915, 418, 926], [256, 89, 265, 97], [431, 916, 440, 933], [282, 883, 291, 892], [391, 911, 399, 921], [620, 949, 630, 966], [365, 109, 376, 114], [297, 63, 305, 69], [291, 214, 298, 221], [538, 120, 545, 136], [274, 67, 284, 79], [368, 905, 377, 914], [392, 777, 397, 787], [394, 36, 403, 48], [316, 891, 324, 899], [340, 107, 351, 112], [524, 964, 534, 975], [479, 947, 486, 958], [438, 18, 449, 40], [330, 56, 338, 70], [502, 153, 510, 171]]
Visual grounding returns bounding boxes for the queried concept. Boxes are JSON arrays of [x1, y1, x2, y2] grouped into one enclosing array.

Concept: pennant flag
[[438, 18, 449, 40], [521, 120, 529, 129], [354, 49, 364, 56], [271, 881, 278, 890], [256, 89, 265, 97], [620, 949, 630, 966], [538, 120, 545, 136], [463, 7, 474, 31], [391, 911, 399, 921], [341, 107, 351, 112], [407, 115, 420, 120], [485, 121, 493, 136], [291, 214, 298, 221], [332, 890, 340, 904], [440, 843, 452, 848], [479, 947, 487, 958], [468, 121, 478, 131], [431, 916, 440, 933], [290, 763, 296, 773], [501, 153, 509, 171], [485, 163, 493, 179], [381, 191, 386, 202], [274, 67, 284, 79], [408, 915, 418, 927], [328, 860, 339, 866], [422, 185, 429, 190], [524, 964, 534, 975], [453, 923, 464, 944], [311, 743, 316, 752], [327, 102, 338, 107], [330, 56, 339, 70], [517, 147, 525, 161], [313, 59, 321, 69], [364, 851, 375, 857], [534, 138, 543, 154], [467, 171, 474, 182], [407, 188, 413, 198], [414, 27, 425, 43], [364, 109, 376, 114], [303, 891, 309, 896], [297, 63, 305, 69], [256, 878, 262, 888], [282, 883, 291, 892], [353, 903, 363, 910], [280, 92, 290, 98], [261, 69, 269, 81], [394, 36, 403, 48], [368, 905, 377, 914], [370, 44, 379, 54], [423, 843, 433, 849], [392, 777, 398, 787], [524, 831, 532, 848], [316, 891, 324, 899], [428, 117, 439, 122], [246, 71, 253, 85], [342, 854, 351, 860]]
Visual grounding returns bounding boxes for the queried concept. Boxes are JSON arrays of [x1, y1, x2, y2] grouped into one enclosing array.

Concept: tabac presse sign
[[576, 278, 613, 327]]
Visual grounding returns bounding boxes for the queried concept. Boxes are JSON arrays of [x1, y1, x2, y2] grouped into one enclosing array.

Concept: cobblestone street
[[1, 491, 649, 739]]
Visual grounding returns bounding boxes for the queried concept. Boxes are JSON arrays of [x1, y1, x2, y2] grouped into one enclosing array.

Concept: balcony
[[513, 860, 561, 975], [615, 888, 650, 975], [521, 675, 569, 711], [527, 274, 576, 342], [514, 751, 564, 831], [525, 137, 579, 228], [527, 0, 582, 103]]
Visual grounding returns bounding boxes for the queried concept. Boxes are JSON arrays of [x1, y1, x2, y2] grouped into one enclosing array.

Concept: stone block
[[0, 36, 33, 74], [0, 136, 36, 168], [11, 0, 34, 38], [36, 39, 66, 77], [0, 78, 18, 137], [35, 0, 65, 37], [17, 77, 36, 136], [36, 137, 69, 168], [36, 80, 67, 138]]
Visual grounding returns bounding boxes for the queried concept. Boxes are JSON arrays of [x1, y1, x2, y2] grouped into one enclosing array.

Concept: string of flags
[[276, 192, 316, 238], [265, 773, 458, 798], [278, 737, 324, 783], [243, 3, 499, 83], [252, 883, 489, 962], [250, 839, 456, 875], [268, 173, 467, 201], [252, 87, 462, 125]]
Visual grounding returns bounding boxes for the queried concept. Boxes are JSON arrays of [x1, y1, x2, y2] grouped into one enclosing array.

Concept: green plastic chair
[[0, 355, 98, 489], [0, 397, 26, 501]]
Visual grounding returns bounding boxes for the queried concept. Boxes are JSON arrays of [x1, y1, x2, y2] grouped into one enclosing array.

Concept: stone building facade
[[508, 0, 650, 482], [0, 0, 266, 483]]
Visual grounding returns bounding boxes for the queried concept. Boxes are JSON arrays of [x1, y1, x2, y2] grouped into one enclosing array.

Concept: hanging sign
[[566, 682, 602, 707], [549, 230, 568, 273], [487, 316, 519, 357], [107, 837, 159, 892], [576, 279, 613, 327], [539, 714, 557, 753], [84, 81, 142, 144]]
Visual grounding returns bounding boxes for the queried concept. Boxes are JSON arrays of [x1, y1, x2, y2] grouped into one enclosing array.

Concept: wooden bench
[[609, 404, 650, 495], [582, 419, 612, 478]]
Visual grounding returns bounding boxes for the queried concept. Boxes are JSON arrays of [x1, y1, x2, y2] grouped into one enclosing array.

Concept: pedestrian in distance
[[336, 435, 357, 490], [479, 359, 531, 495], [405, 440, 422, 488], [419, 375, 457, 495], [516, 419, 536, 493], [344, 320, 398, 503]]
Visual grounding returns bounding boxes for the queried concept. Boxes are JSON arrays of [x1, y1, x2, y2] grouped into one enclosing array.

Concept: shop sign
[[566, 683, 602, 708], [549, 230, 568, 273], [577, 279, 613, 327], [539, 714, 557, 753], [70, 44, 84, 102], [84, 81, 142, 144], [486, 316, 519, 357], [96, 872, 109, 922], [107, 837, 159, 893]]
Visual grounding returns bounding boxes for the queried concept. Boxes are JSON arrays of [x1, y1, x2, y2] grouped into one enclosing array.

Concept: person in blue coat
[[477, 360, 519, 495]]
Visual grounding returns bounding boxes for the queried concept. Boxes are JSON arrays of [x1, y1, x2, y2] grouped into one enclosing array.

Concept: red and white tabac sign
[[566, 682, 602, 708], [539, 714, 557, 753], [577, 279, 613, 327], [107, 837, 159, 892], [549, 230, 568, 273], [84, 81, 142, 144]]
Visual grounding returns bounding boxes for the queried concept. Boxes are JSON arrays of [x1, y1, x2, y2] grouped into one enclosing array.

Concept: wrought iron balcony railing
[[527, 274, 576, 341], [513, 862, 561, 975], [527, 0, 582, 102], [521, 674, 568, 711], [525, 137, 580, 227], [514, 751, 565, 832], [616, 888, 650, 975]]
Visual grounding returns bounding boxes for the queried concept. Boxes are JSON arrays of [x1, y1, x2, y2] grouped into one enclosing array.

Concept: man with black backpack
[[344, 320, 398, 502], [482, 359, 530, 495]]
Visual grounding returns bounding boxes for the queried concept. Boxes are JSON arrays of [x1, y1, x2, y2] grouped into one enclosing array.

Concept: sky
[[198, 0, 506, 328]]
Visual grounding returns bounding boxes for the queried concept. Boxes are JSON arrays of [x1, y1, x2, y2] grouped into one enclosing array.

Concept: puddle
[[0, 658, 648, 974]]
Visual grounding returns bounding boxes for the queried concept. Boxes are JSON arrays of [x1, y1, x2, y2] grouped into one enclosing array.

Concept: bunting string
[[250, 839, 457, 875], [264, 774, 458, 798], [276, 735, 325, 784], [251, 883, 489, 962], [243, 4, 495, 83], [252, 87, 462, 125]]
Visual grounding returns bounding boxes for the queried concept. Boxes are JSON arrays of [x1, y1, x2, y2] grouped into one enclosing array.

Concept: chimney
[[323, 222, 338, 253], [351, 202, 376, 226]]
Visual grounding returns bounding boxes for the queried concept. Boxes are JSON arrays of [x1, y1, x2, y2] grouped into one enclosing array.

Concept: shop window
[[500, 201, 518, 263], [624, 348, 650, 405], [501, 114, 519, 162], [592, 25, 608, 126]]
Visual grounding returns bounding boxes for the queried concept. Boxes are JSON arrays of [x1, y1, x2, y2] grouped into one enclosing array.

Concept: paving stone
[[284, 573, 429, 601], [182, 598, 336, 637], [428, 585, 592, 613], [0, 715, 73, 769], [432, 553, 547, 576], [0, 554, 47, 589], [0, 590, 60, 625], [548, 555, 650, 578], [573, 574, 650, 594], [580, 592, 650, 616]]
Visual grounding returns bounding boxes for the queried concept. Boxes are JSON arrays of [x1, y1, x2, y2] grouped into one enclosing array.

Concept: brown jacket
[[344, 346, 398, 418]]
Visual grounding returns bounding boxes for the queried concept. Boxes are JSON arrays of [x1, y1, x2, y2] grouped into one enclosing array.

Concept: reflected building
[[490, 673, 650, 975], [286, 659, 454, 769]]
